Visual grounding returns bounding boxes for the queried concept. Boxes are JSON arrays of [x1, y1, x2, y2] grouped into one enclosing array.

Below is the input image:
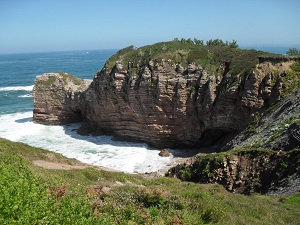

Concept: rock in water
[[159, 149, 170, 157]]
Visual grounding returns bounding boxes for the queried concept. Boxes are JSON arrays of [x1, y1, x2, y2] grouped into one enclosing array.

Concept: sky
[[0, 0, 300, 54]]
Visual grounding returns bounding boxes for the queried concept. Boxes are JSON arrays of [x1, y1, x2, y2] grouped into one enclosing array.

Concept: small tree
[[286, 48, 300, 56], [206, 39, 226, 46], [186, 38, 194, 44], [228, 40, 239, 48], [194, 38, 204, 46]]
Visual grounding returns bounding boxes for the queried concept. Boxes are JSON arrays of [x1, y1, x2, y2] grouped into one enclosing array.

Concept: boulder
[[158, 149, 171, 157]]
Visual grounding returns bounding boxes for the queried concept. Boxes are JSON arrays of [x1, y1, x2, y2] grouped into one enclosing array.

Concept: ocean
[[0, 46, 296, 173], [0, 50, 175, 173]]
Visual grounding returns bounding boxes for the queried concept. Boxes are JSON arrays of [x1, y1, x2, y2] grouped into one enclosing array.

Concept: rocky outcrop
[[166, 88, 300, 195], [33, 42, 300, 149], [167, 149, 300, 195], [32, 42, 300, 195], [223, 89, 300, 151], [78, 59, 293, 148], [33, 72, 91, 125], [158, 149, 171, 157]]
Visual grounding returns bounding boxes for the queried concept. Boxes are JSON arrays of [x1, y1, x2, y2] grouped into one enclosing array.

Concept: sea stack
[[33, 72, 91, 125]]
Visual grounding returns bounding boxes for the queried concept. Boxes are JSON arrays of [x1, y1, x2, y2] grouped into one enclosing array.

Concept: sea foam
[[18, 94, 33, 98], [0, 111, 176, 173], [0, 85, 34, 92]]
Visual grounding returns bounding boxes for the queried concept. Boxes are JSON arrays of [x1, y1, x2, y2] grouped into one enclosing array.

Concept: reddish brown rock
[[33, 53, 298, 148], [78, 59, 290, 148]]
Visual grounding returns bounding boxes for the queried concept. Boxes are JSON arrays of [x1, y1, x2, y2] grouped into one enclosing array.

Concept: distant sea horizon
[[2, 43, 300, 56], [240, 44, 300, 55]]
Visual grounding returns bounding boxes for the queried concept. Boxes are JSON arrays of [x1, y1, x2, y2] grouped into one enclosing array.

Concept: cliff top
[[35, 72, 91, 92], [104, 39, 292, 76]]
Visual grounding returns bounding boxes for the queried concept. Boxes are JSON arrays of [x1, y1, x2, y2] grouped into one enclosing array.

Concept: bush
[[0, 153, 55, 224], [0, 153, 96, 224], [286, 48, 300, 56]]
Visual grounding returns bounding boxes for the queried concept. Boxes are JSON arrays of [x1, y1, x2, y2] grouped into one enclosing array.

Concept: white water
[[0, 111, 177, 173], [18, 94, 33, 98], [0, 85, 34, 92]]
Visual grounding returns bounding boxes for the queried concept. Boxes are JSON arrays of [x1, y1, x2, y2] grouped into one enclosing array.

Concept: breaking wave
[[0, 85, 34, 92]]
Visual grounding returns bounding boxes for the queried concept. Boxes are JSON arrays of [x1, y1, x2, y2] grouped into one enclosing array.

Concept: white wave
[[0, 111, 178, 173], [18, 94, 33, 98], [0, 85, 34, 92]]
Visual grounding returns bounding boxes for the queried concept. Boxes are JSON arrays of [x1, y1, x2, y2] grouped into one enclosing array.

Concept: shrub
[[286, 48, 300, 56], [0, 153, 55, 224]]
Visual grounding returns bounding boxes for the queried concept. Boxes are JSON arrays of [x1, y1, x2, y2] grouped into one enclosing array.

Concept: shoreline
[[0, 111, 216, 175]]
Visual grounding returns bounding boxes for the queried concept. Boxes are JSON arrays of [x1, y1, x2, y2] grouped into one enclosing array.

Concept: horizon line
[[1, 43, 300, 55]]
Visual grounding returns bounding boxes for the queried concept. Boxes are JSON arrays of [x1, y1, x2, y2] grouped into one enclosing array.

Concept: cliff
[[78, 43, 299, 148], [33, 41, 300, 149], [32, 41, 300, 195]]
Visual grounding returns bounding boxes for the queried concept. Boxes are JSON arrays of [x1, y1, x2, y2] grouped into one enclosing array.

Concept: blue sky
[[1, 0, 299, 53]]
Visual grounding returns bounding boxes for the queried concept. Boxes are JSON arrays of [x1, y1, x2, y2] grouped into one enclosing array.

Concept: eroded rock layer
[[78, 59, 292, 148], [33, 43, 299, 148]]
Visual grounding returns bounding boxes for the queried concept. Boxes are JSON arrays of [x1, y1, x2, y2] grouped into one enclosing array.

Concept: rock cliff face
[[78, 57, 295, 148], [167, 149, 300, 195], [32, 41, 300, 195], [223, 89, 300, 151], [33, 72, 91, 125], [33, 42, 299, 149], [166, 86, 300, 195]]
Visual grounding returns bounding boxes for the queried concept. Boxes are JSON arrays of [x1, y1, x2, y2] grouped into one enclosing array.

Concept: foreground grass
[[0, 138, 299, 224]]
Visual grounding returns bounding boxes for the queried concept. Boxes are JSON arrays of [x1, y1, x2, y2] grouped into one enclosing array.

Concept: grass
[[282, 66, 300, 97], [35, 75, 56, 90], [58, 72, 85, 86], [35, 72, 86, 91], [0, 137, 299, 224]]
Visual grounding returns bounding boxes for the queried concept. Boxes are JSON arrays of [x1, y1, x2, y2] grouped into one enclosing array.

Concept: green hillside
[[0, 137, 299, 224]]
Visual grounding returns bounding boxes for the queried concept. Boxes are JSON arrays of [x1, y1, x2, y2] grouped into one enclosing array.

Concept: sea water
[[0, 50, 173, 173], [0, 46, 296, 173]]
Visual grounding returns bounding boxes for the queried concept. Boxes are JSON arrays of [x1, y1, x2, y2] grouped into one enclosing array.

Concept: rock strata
[[32, 42, 300, 195], [78, 58, 293, 148], [223, 89, 300, 151], [33, 43, 300, 149]]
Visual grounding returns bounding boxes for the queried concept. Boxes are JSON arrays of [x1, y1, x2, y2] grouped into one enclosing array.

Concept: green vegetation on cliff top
[[36, 72, 85, 88], [0, 137, 299, 224], [105, 39, 283, 75]]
